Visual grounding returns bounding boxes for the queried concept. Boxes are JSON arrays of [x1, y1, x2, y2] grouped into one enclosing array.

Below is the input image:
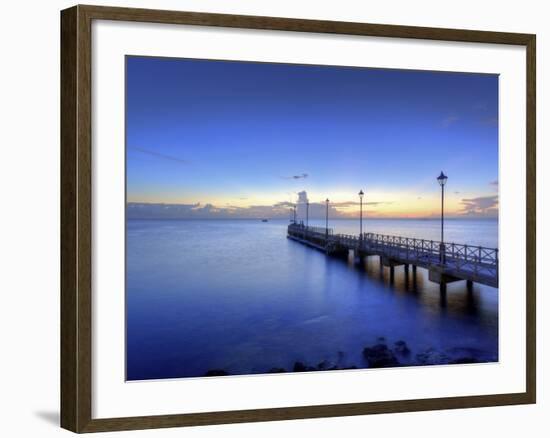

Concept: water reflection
[[126, 219, 498, 380], [316, 245, 491, 321]]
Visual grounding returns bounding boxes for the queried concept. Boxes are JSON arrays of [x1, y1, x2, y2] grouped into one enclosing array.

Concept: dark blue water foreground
[[126, 218, 498, 380]]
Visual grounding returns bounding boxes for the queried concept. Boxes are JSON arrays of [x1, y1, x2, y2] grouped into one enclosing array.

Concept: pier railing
[[299, 225, 333, 236], [287, 223, 498, 287], [361, 232, 498, 281]]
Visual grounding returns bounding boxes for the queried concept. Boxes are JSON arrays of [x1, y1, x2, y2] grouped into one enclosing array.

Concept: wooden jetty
[[287, 223, 498, 289]]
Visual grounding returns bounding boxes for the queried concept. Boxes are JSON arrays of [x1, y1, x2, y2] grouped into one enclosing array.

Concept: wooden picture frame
[[61, 4, 536, 433]]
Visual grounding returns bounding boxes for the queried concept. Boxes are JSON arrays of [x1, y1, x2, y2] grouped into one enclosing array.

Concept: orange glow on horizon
[[127, 187, 497, 219]]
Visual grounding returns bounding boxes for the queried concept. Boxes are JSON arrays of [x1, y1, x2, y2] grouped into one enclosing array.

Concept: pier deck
[[287, 223, 498, 288]]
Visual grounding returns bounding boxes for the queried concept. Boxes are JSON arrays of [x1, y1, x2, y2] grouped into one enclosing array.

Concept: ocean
[[126, 218, 498, 380]]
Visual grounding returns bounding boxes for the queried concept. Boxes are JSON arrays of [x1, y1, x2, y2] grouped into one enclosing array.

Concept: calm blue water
[[126, 218, 498, 380]]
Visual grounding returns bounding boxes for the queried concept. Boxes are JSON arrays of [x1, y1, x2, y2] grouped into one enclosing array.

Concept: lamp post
[[293, 204, 297, 224], [306, 200, 309, 228], [325, 198, 330, 239], [437, 171, 448, 264], [359, 189, 364, 240]]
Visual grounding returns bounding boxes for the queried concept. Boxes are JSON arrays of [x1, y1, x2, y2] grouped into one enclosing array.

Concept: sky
[[126, 56, 498, 219]]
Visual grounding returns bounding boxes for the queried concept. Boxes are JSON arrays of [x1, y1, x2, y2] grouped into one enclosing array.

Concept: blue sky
[[126, 56, 498, 219]]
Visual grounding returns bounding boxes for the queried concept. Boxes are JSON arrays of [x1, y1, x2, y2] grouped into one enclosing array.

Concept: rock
[[415, 349, 451, 365], [449, 357, 478, 364], [293, 361, 320, 372], [415, 346, 489, 366], [268, 367, 287, 373], [363, 344, 400, 368], [204, 369, 229, 376], [394, 340, 411, 356]]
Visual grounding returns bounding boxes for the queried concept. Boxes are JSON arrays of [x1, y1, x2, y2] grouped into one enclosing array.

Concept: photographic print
[[125, 56, 499, 381]]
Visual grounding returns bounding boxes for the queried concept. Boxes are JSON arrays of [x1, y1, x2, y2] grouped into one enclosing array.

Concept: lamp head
[[437, 171, 448, 187]]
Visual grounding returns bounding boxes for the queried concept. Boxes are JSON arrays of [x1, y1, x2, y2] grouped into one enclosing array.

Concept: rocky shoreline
[[204, 339, 496, 377]]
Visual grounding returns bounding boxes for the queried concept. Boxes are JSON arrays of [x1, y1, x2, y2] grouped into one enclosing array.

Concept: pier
[[287, 223, 498, 289]]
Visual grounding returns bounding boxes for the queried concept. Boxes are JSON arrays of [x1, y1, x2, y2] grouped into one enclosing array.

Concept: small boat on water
[[261, 219, 268, 222]]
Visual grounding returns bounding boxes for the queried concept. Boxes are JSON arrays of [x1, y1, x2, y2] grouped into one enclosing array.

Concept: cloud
[[273, 201, 295, 210], [129, 146, 189, 164], [127, 191, 392, 220], [281, 173, 308, 180], [459, 195, 498, 217], [128, 202, 293, 219], [442, 115, 459, 127], [328, 200, 392, 207]]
